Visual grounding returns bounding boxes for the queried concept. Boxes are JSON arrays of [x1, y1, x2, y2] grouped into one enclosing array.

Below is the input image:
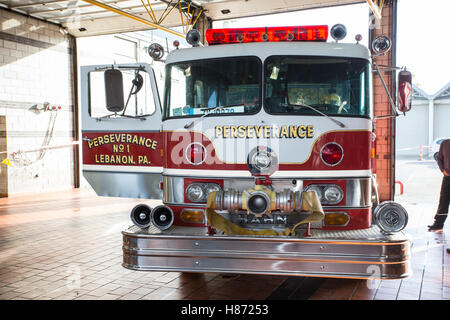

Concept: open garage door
[[0, 0, 365, 37]]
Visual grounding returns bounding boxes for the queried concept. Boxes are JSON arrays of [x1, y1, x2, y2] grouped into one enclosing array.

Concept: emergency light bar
[[205, 25, 328, 45]]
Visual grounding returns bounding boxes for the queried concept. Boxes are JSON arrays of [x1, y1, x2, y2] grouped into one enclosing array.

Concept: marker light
[[324, 212, 349, 226], [321, 142, 344, 166], [181, 209, 204, 223], [205, 25, 328, 45]]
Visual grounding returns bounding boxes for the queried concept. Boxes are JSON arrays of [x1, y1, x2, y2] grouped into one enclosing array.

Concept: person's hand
[[444, 170, 450, 176]]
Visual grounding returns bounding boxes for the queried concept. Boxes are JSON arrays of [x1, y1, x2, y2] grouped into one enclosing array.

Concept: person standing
[[428, 139, 450, 231]]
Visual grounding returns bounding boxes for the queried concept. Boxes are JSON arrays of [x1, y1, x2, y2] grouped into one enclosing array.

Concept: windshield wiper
[[95, 113, 147, 121], [288, 103, 346, 128], [184, 104, 243, 129]]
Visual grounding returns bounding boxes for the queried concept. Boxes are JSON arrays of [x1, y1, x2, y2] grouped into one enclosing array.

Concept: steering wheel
[[337, 101, 349, 114]]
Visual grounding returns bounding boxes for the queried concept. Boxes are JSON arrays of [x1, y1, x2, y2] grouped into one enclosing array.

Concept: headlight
[[186, 184, 204, 202], [304, 184, 343, 205], [305, 185, 323, 199], [186, 183, 222, 203], [323, 185, 344, 204], [204, 184, 221, 195]]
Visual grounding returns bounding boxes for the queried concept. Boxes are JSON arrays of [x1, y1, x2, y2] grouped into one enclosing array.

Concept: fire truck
[[81, 24, 413, 280]]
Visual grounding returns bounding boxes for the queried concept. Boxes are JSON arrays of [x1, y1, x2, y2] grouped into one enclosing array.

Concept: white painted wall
[[434, 100, 450, 139], [396, 102, 429, 158], [396, 97, 450, 158]]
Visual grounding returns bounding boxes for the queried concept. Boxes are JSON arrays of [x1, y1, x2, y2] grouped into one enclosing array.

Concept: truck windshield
[[264, 56, 371, 117], [164, 57, 261, 119]]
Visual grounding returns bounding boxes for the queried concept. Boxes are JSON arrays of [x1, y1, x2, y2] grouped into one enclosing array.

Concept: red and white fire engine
[[81, 24, 413, 279]]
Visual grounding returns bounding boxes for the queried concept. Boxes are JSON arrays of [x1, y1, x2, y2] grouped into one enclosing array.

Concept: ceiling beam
[[81, 0, 185, 37]]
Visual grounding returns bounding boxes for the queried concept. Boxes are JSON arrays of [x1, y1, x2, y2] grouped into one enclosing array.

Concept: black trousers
[[434, 176, 450, 226]]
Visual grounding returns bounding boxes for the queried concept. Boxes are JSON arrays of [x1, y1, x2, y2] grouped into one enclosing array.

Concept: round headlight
[[305, 185, 323, 200], [204, 184, 221, 196], [323, 185, 344, 204], [186, 184, 204, 202], [374, 201, 408, 234]]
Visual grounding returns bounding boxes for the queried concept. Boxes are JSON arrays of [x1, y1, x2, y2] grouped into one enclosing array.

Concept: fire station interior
[[0, 0, 449, 305]]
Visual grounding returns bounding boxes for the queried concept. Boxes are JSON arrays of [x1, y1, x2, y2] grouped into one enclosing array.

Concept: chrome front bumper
[[122, 225, 410, 280]]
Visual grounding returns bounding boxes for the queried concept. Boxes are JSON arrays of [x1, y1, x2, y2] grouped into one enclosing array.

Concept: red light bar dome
[[205, 25, 328, 45]]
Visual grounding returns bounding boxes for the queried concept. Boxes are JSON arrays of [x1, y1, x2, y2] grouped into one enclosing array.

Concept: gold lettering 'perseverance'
[[215, 125, 314, 139], [87, 133, 157, 150]]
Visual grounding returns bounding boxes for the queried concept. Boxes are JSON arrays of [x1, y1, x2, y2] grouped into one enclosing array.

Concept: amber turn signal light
[[324, 213, 349, 226], [181, 210, 204, 223]]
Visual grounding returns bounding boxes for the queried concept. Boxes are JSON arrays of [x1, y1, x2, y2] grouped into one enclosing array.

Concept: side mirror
[[104, 69, 124, 113], [398, 70, 412, 113]]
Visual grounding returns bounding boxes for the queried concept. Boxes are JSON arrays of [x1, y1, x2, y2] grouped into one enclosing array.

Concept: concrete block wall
[[0, 8, 76, 196]]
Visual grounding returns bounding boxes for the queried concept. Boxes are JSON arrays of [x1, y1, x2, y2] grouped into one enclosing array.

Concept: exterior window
[[164, 57, 261, 119], [264, 56, 371, 117], [88, 69, 156, 118]]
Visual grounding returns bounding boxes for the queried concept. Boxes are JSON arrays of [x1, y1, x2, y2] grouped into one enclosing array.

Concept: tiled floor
[[0, 189, 287, 300], [0, 185, 449, 300]]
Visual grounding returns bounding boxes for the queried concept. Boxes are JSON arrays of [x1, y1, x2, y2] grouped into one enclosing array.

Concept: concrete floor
[[0, 156, 448, 300]]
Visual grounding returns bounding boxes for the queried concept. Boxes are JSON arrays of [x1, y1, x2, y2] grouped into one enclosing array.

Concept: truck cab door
[[80, 63, 163, 199]]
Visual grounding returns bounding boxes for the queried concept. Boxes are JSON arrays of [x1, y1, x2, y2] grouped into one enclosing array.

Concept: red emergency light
[[205, 25, 328, 45]]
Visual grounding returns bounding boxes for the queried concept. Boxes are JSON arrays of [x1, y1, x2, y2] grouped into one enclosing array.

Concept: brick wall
[[0, 8, 76, 196], [373, 1, 396, 201]]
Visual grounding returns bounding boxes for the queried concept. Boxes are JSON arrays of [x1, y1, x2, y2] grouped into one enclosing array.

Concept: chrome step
[[122, 225, 410, 279]]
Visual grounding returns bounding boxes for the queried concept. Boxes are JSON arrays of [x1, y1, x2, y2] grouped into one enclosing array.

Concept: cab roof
[[166, 41, 371, 65]]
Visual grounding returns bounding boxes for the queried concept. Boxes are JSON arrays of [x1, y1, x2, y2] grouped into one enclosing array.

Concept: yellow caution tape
[[206, 191, 324, 237]]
